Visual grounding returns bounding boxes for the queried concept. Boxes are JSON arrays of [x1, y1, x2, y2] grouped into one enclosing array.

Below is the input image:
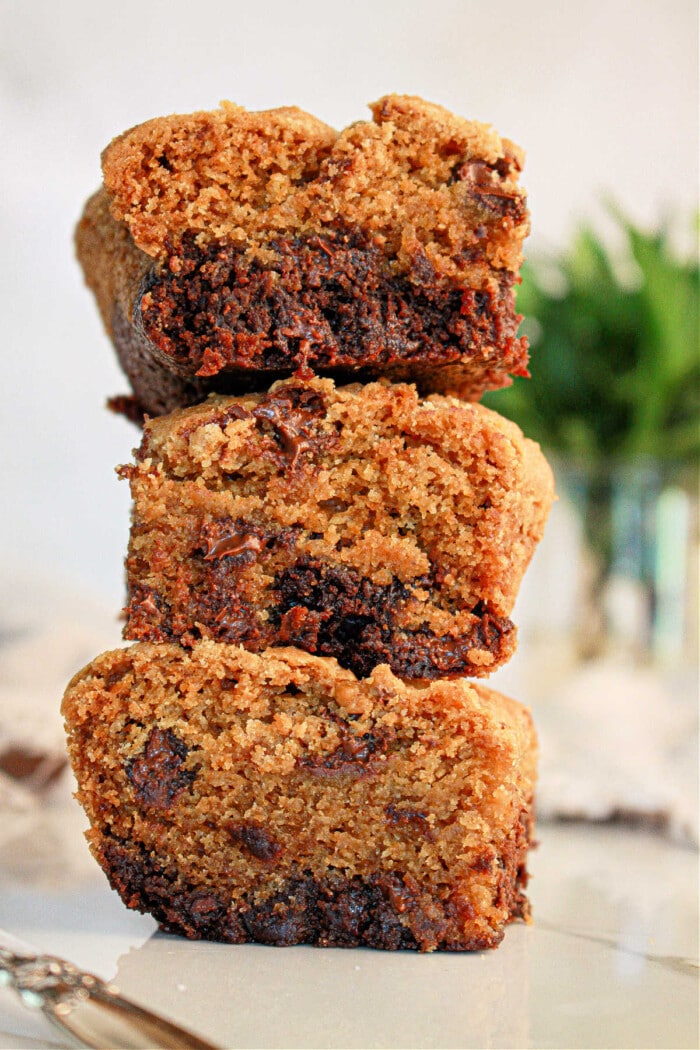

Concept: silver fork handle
[[0, 946, 219, 1050]]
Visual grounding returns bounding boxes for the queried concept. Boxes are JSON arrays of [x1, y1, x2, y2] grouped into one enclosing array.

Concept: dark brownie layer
[[111, 306, 212, 420], [126, 556, 515, 681], [99, 810, 531, 952], [109, 229, 527, 419], [273, 558, 514, 679], [138, 230, 526, 380]]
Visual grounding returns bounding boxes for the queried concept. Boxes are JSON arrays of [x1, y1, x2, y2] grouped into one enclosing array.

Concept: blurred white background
[[0, 0, 697, 609]]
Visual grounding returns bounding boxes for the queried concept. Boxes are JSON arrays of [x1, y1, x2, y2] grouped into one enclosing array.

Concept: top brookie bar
[[76, 94, 530, 419]]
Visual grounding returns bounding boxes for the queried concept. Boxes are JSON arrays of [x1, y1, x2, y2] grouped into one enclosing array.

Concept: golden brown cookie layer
[[62, 641, 537, 951], [120, 376, 554, 679], [76, 95, 530, 413]]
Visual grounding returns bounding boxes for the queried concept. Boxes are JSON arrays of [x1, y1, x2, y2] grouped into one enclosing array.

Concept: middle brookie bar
[[121, 376, 554, 679]]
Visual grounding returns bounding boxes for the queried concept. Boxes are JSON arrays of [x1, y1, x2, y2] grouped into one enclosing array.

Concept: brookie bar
[[76, 95, 530, 417], [62, 641, 538, 951], [120, 376, 554, 679]]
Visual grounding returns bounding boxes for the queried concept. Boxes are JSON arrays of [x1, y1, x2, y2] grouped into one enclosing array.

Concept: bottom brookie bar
[[62, 641, 537, 952]]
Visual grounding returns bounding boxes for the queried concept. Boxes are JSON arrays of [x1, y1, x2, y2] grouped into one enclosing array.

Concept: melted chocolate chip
[[198, 519, 267, 566], [226, 822, 284, 862], [126, 727, 196, 809], [203, 531, 264, 561], [385, 804, 435, 841], [300, 725, 393, 777]]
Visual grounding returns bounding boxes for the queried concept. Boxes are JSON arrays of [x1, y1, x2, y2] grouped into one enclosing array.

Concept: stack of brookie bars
[[63, 95, 554, 951]]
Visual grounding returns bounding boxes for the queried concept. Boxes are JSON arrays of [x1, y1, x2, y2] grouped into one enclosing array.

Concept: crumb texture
[[102, 94, 528, 279], [62, 641, 537, 951], [121, 376, 554, 678]]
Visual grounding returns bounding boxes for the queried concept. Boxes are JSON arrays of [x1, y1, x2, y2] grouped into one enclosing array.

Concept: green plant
[[482, 208, 700, 464]]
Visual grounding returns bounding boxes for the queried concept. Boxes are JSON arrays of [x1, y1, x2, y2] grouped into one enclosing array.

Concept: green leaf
[[484, 205, 700, 466]]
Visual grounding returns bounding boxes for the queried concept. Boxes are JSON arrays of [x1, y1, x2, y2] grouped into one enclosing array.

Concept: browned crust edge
[[96, 803, 533, 952]]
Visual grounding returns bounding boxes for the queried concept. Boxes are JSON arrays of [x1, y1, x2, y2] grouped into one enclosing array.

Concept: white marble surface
[[0, 816, 697, 1050]]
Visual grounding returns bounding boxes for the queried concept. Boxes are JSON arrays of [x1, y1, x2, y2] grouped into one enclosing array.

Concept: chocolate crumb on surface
[[0, 747, 67, 792]]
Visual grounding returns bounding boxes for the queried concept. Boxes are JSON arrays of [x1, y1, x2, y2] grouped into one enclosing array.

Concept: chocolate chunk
[[226, 822, 284, 862], [251, 386, 330, 470], [126, 727, 196, 809], [217, 403, 252, 426], [300, 725, 393, 777], [455, 160, 526, 220], [385, 804, 435, 841]]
